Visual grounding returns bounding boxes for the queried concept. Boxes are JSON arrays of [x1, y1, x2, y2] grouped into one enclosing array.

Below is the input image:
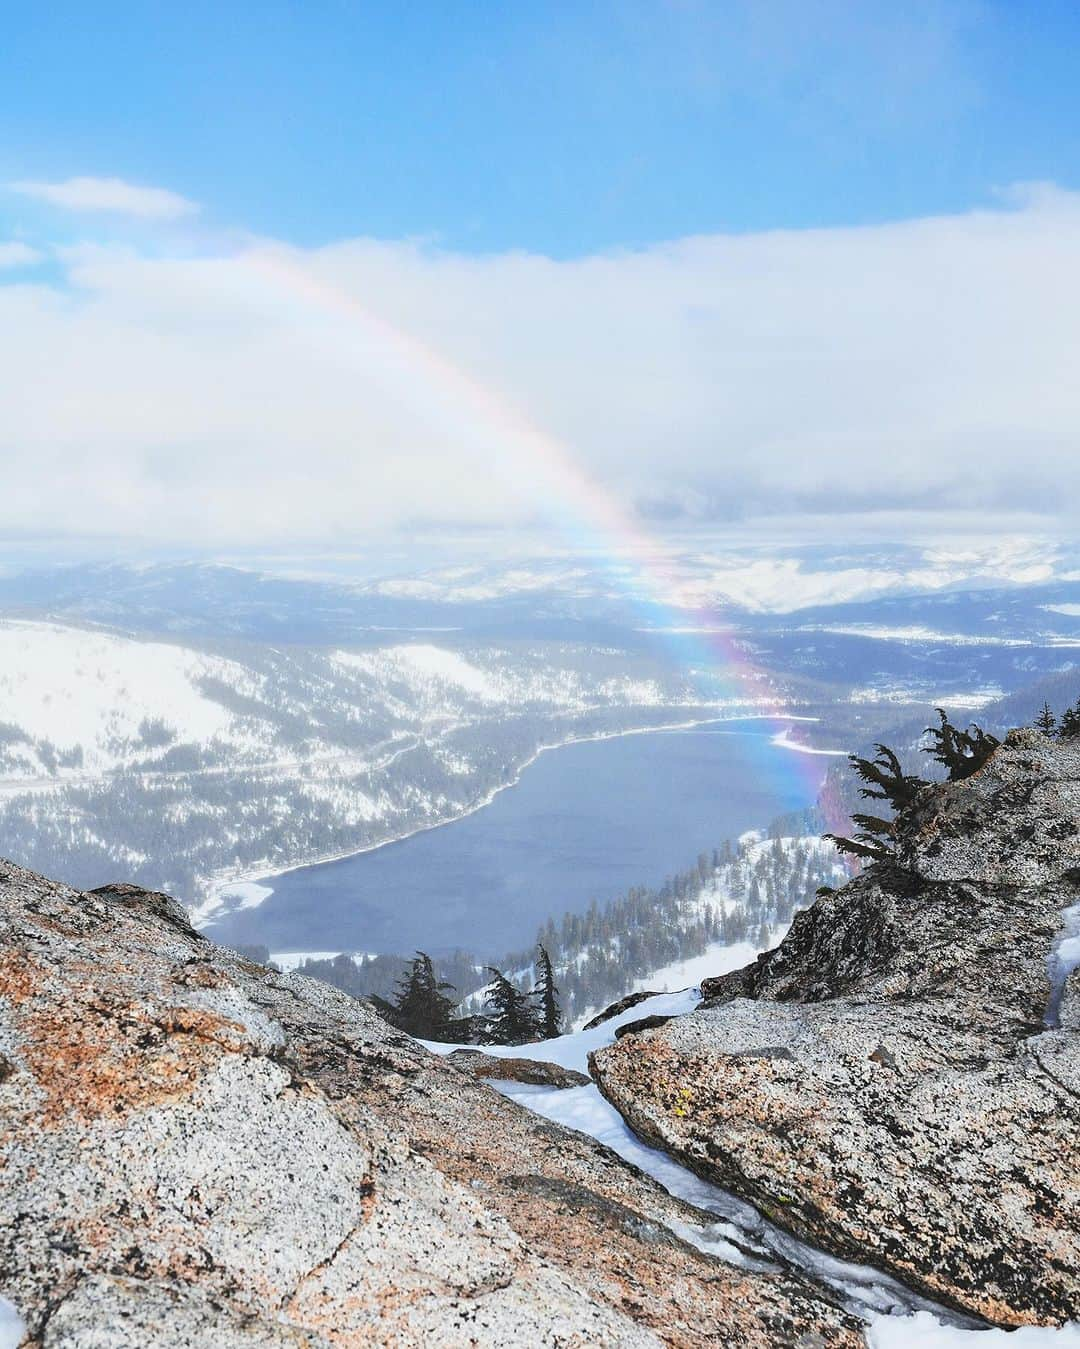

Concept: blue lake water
[[210, 723, 823, 958]]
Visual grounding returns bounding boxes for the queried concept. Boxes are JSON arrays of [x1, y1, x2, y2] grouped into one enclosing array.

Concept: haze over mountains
[[0, 537, 1076, 956]]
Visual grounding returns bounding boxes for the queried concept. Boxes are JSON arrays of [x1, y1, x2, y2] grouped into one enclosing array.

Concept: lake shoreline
[[195, 708, 821, 935]]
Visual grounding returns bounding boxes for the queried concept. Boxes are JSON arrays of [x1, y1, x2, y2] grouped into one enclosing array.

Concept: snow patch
[[770, 728, 848, 757], [337, 644, 498, 699], [271, 950, 371, 972], [867, 1312, 1080, 1347], [218, 881, 273, 913], [630, 936, 783, 997], [430, 991, 981, 1330], [1046, 902, 1080, 1028], [0, 1297, 23, 1349], [0, 619, 235, 768], [808, 623, 1031, 647]]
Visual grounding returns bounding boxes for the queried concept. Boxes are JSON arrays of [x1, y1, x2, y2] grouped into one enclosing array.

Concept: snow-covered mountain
[[0, 620, 674, 784], [1, 548, 1077, 947], [0, 617, 743, 911]]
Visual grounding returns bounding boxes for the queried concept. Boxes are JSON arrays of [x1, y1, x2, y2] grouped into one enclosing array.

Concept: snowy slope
[[0, 621, 687, 786], [0, 619, 737, 909], [0, 621, 238, 774]]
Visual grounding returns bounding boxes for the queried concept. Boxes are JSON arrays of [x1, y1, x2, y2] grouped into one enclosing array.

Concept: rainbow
[[228, 242, 843, 820]]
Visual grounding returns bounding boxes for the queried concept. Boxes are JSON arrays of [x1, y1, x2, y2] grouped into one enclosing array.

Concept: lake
[[209, 722, 825, 958]]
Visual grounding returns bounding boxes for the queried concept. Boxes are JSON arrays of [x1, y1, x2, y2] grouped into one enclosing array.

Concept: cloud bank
[[2, 182, 1080, 545]]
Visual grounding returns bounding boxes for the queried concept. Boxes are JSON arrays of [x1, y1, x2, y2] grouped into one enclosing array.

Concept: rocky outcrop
[[443, 1049, 590, 1088], [592, 730, 1080, 1328], [0, 862, 862, 1348], [582, 990, 664, 1030]]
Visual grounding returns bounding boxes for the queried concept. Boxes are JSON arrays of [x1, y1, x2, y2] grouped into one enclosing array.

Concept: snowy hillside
[[0, 619, 744, 913], [0, 620, 695, 786], [0, 621, 245, 779], [302, 828, 847, 1027]]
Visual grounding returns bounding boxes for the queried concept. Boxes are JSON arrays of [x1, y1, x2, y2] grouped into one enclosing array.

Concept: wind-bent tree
[[923, 708, 1001, 781], [824, 743, 927, 862], [825, 713, 1002, 863], [532, 943, 562, 1039]]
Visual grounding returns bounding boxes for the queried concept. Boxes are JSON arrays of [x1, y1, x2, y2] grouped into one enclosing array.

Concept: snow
[[358, 539, 1068, 615], [867, 1313, 1080, 1347], [809, 623, 1031, 647], [0, 619, 235, 768], [335, 644, 498, 700], [1046, 902, 1080, 1028], [370, 564, 593, 604], [423, 988, 698, 1071], [770, 727, 848, 756], [1043, 604, 1080, 618], [218, 880, 273, 913], [629, 936, 782, 997], [270, 950, 371, 971], [422, 988, 1080, 1342], [0, 1297, 22, 1349], [849, 685, 1004, 709]]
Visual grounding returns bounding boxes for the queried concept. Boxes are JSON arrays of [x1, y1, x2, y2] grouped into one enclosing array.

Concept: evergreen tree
[[823, 743, 926, 862], [533, 943, 562, 1039], [826, 714, 1001, 865], [923, 709, 1000, 781], [391, 952, 457, 1041], [1034, 702, 1057, 735], [1059, 699, 1080, 739], [484, 967, 540, 1045]]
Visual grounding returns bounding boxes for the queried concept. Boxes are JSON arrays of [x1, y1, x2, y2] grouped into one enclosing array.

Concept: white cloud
[[9, 176, 198, 220], [0, 242, 40, 268], [3, 186, 1080, 545]]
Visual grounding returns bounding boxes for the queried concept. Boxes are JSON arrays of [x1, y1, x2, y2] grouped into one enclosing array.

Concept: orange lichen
[[15, 992, 248, 1126]]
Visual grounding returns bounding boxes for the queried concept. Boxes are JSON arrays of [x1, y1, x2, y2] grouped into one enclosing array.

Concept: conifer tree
[[484, 967, 540, 1045], [532, 943, 562, 1039], [923, 709, 1000, 781], [823, 743, 926, 862], [1059, 699, 1080, 739], [825, 714, 1001, 864], [391, 952, 457, 1041], [1034, 703, 1057, 735]]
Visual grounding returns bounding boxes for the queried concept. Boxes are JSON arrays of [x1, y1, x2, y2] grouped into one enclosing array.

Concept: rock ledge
[[592, 731, 1080, 1327]]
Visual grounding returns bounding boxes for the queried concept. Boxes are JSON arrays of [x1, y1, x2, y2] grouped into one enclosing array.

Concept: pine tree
[[923, 709, 1000, 781], [484, 967, 540, 1045], [1059, 699, 1080, 739], [823, 743, 926, 862], [533, 943, 562, 1039], [825, 714, 1001, 866], [1034, 702, 1057, 735], [392, 952, 457, 1041]]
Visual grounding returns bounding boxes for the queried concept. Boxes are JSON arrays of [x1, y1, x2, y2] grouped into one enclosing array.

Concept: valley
[[0, 549, 1077, 1007]]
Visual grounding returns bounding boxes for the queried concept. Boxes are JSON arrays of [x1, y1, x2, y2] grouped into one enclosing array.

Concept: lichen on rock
[[0, 861, 861, 1347], [592, 730, 1080, 1328]]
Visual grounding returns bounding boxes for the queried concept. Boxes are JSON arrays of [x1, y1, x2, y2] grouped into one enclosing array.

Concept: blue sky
[[4, 0, 1080, 255], [3, 2, 1080, 549]]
